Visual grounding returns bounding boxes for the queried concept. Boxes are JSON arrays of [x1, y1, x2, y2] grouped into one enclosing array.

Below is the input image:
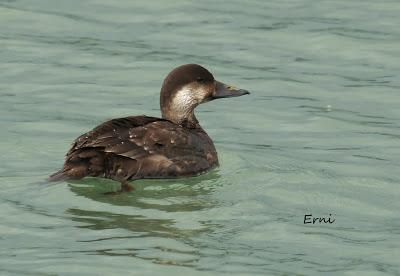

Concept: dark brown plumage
[[49, 64, 249, 192]]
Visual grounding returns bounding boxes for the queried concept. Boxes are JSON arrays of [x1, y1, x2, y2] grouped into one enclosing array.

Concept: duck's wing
[[49, 115, 170, 181], [68, 115, 162, 159]]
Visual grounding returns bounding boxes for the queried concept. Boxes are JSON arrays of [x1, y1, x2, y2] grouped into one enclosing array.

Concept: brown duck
[[49, 64, 249, 192]]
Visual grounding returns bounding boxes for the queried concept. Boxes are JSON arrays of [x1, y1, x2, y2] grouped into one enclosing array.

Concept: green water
[[1, 0, 400, 275]]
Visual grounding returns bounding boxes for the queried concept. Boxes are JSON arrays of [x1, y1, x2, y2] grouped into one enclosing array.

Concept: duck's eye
[[196, 77, 205, 83]]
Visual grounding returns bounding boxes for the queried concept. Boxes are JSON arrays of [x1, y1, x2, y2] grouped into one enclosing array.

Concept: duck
[[49, 64, 249, 192]]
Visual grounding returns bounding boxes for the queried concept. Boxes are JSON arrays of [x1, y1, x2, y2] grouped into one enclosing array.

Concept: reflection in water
[[65, 207, 206, 267], [66, 205, 223, 255], [67, 170, 221, 211], [64, 171, 223, 267], [67, 208, 217, 240]]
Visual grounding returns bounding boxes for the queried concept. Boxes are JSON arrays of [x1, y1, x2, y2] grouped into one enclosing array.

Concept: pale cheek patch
[[194, 86, 210, 102], [172, 83, 209, 109], [173, 86, 197, 110], [190, 82, 213, 102]]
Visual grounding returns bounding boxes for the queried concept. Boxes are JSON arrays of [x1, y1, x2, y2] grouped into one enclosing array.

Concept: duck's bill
[[213, 80, 250, 99]]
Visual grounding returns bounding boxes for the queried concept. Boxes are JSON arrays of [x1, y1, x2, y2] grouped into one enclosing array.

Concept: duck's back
[[49, 115, 218, 182]]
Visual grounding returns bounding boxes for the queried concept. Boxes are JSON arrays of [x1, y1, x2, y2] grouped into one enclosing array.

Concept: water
[[1, 0, 400, 274]]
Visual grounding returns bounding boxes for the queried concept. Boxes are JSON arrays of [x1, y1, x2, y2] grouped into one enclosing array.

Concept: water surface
[[1, 0, 400, 275]]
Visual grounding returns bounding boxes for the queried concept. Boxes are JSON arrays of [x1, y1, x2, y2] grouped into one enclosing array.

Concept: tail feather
[[49, 150, 107, 182], [48, 163, 88, 182], [48, 169, 71, 182]]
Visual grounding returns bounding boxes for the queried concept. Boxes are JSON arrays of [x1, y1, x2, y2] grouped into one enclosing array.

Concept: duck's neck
[[180, 114, 201, 129], [161, 86, 203, 128], [161, 106, 201, 129]]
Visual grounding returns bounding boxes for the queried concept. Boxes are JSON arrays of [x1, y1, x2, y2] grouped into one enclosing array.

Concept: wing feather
[[66, 116, 164, 161]]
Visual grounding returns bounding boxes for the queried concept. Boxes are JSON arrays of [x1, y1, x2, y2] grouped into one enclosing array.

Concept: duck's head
[[160, 64, 249, 127]]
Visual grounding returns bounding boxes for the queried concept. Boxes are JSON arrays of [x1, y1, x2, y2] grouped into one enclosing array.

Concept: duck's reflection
[[68, 170, 221, 211], [66, 208, 219, 240], [65, 172, 223, 267], [66, 170, 222, 234]]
